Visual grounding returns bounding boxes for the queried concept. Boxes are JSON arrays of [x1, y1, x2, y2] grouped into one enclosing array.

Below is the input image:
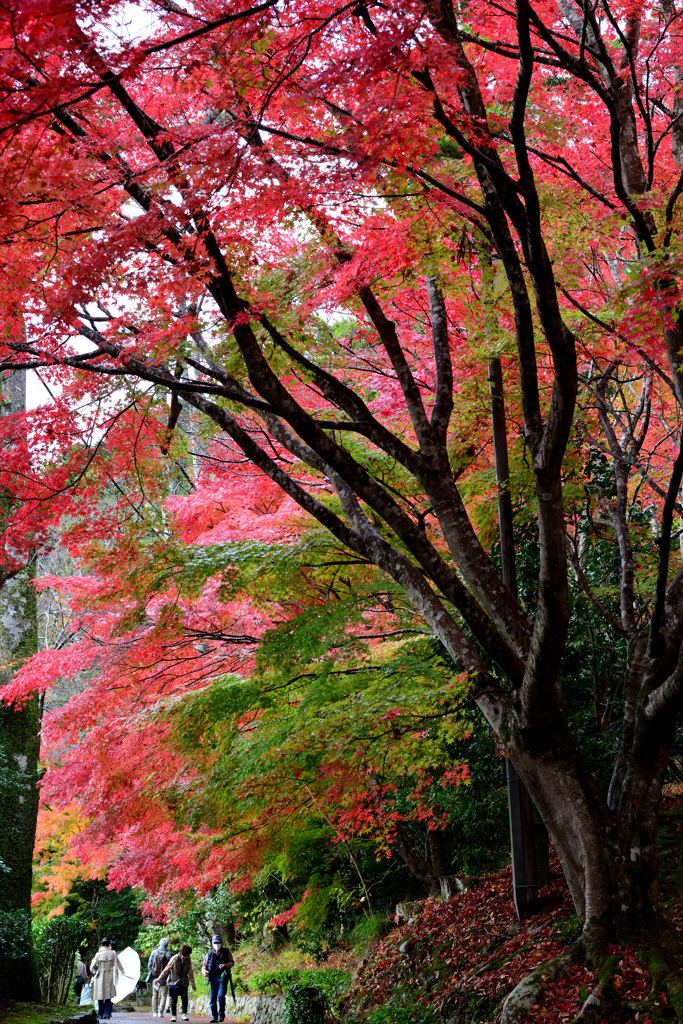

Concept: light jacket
[[90, 948, 124, 1001]]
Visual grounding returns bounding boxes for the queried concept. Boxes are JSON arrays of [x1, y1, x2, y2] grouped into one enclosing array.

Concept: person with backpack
[[155, 944, 196, 1023], [201, 935, 235, 1024], [147, 938, 172, 1017]]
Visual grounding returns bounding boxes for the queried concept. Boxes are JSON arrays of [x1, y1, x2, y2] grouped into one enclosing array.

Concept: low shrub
[[252, 967, 301, 994], [285, 983, 326, 1024], [367, 1003, 439, 1024], [251, 967, 351, 1002]]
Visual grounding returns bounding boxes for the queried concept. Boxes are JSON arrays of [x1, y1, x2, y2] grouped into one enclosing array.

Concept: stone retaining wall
[[188, 993, 286, 1024]]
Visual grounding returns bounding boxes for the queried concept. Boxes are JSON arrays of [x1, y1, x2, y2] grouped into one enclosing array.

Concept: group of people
[[146, 933, 235, 1024], [73, 933, 235, 1023]]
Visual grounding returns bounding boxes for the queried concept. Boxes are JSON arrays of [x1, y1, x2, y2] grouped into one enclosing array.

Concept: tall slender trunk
[[0, 369, 40, 1003], [488, 356, 544, 919]]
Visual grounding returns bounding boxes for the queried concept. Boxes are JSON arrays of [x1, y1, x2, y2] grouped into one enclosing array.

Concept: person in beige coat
[[90, 937, 124, 1020]]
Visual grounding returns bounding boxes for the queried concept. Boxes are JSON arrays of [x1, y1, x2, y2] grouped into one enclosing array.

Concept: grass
[[0, 1002, 90, 1024]]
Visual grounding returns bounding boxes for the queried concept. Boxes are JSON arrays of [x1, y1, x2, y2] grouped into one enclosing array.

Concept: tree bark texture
[[0, 370, 40, 1003]]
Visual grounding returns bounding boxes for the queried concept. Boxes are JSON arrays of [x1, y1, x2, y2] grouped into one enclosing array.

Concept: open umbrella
[[112, 947, 141, 1004]]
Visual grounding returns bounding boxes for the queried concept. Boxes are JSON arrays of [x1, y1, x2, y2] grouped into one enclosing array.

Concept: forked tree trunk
[[500, 695, 674, 950]]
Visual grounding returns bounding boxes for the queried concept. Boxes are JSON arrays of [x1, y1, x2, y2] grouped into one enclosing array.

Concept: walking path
[[102, 1011, 239, 1019], [105, 1015, 240, 1023]]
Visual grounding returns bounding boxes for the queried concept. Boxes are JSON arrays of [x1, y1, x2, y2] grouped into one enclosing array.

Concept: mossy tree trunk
[[0, 369, 40, 1004]]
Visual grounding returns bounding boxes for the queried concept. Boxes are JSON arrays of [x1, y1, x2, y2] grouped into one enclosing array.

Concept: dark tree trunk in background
[[0, 369, 40, 1004], [489, 356, 545, 919]]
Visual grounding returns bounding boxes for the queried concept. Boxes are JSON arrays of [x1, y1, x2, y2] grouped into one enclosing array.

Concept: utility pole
[[488, 356, 545, 920]]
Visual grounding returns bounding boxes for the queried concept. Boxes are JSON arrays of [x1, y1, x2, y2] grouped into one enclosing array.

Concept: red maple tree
[[1, 0, 683, 1010]]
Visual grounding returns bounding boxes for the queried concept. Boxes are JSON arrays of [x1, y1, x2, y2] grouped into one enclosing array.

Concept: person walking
[[201, 935, 235, 1024], [156, 944, 196, 1023], [74, 950, 88, 1001], [147, 937, 172, 1017], [90, 937, 124, 1020]]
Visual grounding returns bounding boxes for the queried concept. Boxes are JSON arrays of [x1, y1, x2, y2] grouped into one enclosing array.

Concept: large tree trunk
[[502, 690, 673, 951], [0, 369, 40, 1004]]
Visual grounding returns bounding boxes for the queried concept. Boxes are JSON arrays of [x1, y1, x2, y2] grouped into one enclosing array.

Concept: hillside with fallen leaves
[[342, 789, 683, 1024]]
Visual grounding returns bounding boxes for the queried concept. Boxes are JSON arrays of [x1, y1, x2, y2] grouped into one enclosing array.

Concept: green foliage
[[284, 983, 327, 1024], [349, 916, 388, 952], [136, 919, 197, 960], [0, 909, 32, 960], [366, 1001, 439, 1024], [33, 914, 90, 1004], [553, 915, 582, 946], [168, 881, 239, 948], [252, 967, 350, 1000], [421, 717, 509, 877], [95, 887, 143, 949], [63, 880, 142, 953], [436, 136, 464, 160], [295, 926, 336, 965], [164, 550, 473, 935]]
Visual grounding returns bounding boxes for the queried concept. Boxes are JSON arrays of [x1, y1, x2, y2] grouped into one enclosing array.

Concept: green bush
[[367, 1002, 439, 1024], [0, 909, 32, 960], [251, 967, 350, 1002], [33, 914, 90, 1005], [252, 968, 301, 994], [285, 983, 326, 1024]]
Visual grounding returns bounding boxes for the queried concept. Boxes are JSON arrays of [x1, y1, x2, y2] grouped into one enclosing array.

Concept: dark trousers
[[74, 980, 84, 999], [210, 975, 227, 1019], [97, 998, 113, 1018], [169, 984, 188, 1016]]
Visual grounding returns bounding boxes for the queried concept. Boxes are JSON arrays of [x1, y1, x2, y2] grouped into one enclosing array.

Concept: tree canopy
[[1, 0, 683, 1000]]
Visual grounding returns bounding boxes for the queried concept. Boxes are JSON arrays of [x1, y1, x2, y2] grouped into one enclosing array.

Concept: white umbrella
[[112, 947, 141, 1004]]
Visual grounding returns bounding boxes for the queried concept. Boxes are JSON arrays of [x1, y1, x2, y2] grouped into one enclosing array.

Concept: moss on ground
[[0, 1002, 92, 1024]]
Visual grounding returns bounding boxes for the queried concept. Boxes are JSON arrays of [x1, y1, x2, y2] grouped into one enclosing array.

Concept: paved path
[[102, 1015, 240, 1023]]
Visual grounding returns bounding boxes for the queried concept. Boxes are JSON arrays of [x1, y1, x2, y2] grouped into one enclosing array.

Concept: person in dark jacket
[[201, 935, 235, 1024]]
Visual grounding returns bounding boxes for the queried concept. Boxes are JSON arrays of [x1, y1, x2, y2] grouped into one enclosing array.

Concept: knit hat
[[159, 938, 169, 950]]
